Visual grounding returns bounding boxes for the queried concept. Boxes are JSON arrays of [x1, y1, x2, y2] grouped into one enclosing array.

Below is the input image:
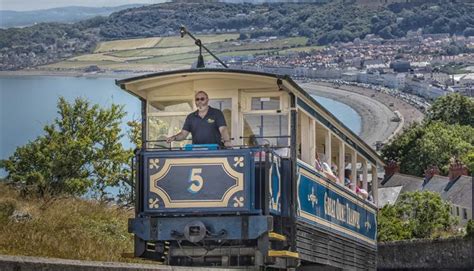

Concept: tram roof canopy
[[116, 68, 385, 166]]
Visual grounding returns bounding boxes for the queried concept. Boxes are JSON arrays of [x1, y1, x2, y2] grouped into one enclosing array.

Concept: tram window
[[251, 97, 280, 110], [243, 114, 289, 151], [147, 116, 191, 148], [209, 98, 232, 136], [148, 100, 193, 113]]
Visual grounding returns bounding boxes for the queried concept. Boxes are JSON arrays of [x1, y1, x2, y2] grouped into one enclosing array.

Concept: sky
[[0, 0, 168, 11]]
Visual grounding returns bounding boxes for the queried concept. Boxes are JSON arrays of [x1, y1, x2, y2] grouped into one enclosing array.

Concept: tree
[[426, 93, 474, 127], [383, 93, 474, 176], [378, 191, 457, 242], [382, 122, 474, 176], [466, 220, 474, 238], [238, 33, 249, 40], [0, 97, 132, 200]]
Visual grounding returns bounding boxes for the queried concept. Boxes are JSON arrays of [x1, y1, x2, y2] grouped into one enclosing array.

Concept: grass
[[70, 53, 147, 62], [132, 53, 199, 65], [158, 34, 239, 48], [95, 37, 162, 53], [109, 46, 197, 58], [0, 183, 150, 263]]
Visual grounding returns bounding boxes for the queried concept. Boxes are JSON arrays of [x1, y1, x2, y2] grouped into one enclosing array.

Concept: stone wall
[[378, 237, 474, 270]]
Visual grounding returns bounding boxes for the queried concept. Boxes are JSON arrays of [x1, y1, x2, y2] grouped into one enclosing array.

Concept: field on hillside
[[158, 34, 239, 48], [94, 37, 162, 53], [0, 183, 153, 263], [109, 46, 197, 58], [41, 34, 322, 72]]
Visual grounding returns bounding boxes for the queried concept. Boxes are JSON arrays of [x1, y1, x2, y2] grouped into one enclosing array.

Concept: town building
[[379, 161, 472, 226]]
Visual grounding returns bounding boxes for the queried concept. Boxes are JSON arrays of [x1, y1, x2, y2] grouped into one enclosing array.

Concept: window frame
[[240, 91, 290, 147], [146, 98, 194, 148]]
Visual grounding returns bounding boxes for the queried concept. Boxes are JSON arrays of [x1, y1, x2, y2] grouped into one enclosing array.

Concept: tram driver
[[166, 91, 232, 148]]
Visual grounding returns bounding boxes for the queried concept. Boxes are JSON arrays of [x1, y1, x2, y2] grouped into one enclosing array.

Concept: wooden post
[[351, 148, 357, 192], [310, 119, 316, 167], [325, 130, 332, 167], [372, 165, 378, 206], [301, 113, 310, 163], [338, 141, 345, 184], [362, 159, 368, 191]]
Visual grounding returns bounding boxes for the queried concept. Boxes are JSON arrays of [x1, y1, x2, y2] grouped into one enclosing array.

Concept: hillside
[[0, 5, 144, 28], [0, 183, 142, 262], [1, 0, 474, 70]]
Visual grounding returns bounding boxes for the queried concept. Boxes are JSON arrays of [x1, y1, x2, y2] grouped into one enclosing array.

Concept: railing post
[[263, 147, 270, 216], [289, 93, 298, 255]]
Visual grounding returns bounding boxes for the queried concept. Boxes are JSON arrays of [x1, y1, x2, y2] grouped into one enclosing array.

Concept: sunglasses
[[195, 97, 207, 101]]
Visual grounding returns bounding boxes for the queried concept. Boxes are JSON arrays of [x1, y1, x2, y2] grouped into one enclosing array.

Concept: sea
[[0, 75, 361, 177]]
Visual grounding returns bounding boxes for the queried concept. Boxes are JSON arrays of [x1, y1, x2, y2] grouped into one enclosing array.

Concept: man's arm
[[166, 130, 190, 143], [219, 126, 231, 147], [215, 110, 231, 147], [167, 114, 191, 143]]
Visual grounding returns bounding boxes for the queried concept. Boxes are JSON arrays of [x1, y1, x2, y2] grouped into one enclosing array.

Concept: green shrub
[[0, 200, 16, 221], [466, 219, 474, 238]]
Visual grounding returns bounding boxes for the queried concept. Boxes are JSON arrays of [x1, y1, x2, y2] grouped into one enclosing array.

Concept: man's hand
[[219, 126, 231, 148], [166, 130, 189, 144], [166, 135, 176, 144], [223, 140, 232, 148]]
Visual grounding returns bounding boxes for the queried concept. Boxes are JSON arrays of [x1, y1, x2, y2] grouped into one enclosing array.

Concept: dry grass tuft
[[0, 183, 149, 263]]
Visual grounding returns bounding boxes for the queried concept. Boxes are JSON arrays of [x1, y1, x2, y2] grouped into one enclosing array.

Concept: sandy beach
[[300, 82, 425, 148]]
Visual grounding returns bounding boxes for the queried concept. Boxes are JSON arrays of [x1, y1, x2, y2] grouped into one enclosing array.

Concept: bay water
[[0, 75, 361, 177]]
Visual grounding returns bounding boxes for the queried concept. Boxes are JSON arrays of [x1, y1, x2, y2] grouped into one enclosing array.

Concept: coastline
[[315, 81, 425, 128], [0, 69, 148, 79], [300, 82, 424, 147]]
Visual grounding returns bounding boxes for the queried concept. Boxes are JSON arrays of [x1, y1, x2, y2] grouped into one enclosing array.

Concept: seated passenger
[[355, 179, 369, 200], [274, 137, 289, 157], [248, 134, 259, 147], [167, 91, 231, 147], [319, 154, 338, 182], [344, 169, 352, 188], [314, 152, 323, 172]]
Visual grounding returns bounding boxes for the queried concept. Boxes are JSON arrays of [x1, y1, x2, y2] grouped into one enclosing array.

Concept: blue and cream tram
[[117, 69, 383, 270]]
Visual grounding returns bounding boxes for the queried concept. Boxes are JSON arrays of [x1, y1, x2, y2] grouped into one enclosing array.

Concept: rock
[[9, 210, 32, 223]]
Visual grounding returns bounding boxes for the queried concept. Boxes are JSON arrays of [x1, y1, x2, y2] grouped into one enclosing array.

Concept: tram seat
[[184, 144, 219, 151]]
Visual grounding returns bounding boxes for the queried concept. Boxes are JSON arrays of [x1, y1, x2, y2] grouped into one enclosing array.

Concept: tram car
[[117, 69, 383, 270]]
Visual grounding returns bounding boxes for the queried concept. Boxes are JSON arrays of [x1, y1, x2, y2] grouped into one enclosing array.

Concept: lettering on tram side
[[324, 193, 360, 229]]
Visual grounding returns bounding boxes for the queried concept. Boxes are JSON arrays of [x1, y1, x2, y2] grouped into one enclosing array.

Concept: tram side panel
[[295, 161, 377, 270]]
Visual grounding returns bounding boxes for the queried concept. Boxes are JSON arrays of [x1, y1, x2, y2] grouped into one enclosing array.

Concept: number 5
[[188, 168, 203, 193]]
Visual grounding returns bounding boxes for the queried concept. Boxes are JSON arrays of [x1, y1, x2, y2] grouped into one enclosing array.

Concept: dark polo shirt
[[182, 106, 227, 145]]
